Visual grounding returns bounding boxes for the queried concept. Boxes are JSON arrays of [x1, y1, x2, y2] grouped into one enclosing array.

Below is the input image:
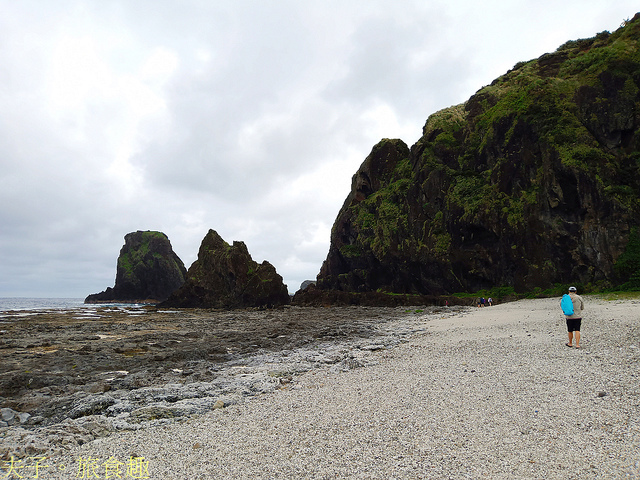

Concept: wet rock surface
[[0, 303, 467, 459]]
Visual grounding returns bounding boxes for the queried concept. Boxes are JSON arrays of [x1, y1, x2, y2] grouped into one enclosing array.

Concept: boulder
[[161, 229, 290, 309], [85, 231, 187, 303]]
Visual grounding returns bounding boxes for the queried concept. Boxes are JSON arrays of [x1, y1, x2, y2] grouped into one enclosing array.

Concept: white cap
[[569, 286, 577, 292]]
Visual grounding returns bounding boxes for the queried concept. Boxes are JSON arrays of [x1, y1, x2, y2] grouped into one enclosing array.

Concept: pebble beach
[[12, 297, 640, 478]]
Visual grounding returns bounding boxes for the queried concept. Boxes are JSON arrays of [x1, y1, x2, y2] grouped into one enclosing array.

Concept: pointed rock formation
[[161, 229, 290, 309], [85, 231, 187, 303]]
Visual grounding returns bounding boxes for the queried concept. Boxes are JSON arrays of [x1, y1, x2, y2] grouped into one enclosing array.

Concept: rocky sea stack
[[85, 231, 187, 304], [161, 229, 290, 309], [309, 14, 640, 298]]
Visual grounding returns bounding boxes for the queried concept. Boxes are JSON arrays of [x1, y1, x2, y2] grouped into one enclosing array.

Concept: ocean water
[[0, 298, 149, 320], [0, 297, 85, 312]]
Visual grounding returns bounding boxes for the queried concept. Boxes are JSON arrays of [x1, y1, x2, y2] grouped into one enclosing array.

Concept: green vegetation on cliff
[[118, 231, 168, 281], [351, 150, 413, 258], [319, 13, 640, 296]]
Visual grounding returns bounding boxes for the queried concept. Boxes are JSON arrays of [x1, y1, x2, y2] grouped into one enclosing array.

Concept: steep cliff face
[[316, 14, 640, 295], [85, 231, 187, 303], [161, 229, 290, 308]]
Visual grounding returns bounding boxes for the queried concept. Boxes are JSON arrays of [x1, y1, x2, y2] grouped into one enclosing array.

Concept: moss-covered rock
[[85, 231, 187, 303], [314, 13, 640, 296], [160, 229, 290, 309]]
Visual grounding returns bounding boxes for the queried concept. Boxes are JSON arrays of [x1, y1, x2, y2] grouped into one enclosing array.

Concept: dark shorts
[[566, 317, 582, 332]]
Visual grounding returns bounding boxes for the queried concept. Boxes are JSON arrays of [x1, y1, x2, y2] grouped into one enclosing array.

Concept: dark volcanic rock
[[161, 229, 290, 308], [85, 231, 187, 303], [312, 14, 640, 297]]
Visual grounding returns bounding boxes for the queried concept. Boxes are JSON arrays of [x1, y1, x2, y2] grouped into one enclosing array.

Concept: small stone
[[213, 400, 225, 410], [0, 408, 18, 426], [1, 407, 16, 422], [17, 412, 31, 424], [193, 442, 202, 449], [597, 391, 608, 397]]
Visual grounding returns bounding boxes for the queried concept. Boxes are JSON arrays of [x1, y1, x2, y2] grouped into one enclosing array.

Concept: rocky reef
[[161, 229, 290, 308], [313, 14, 640, 297], [1, 303, 463, 459], [85, 231, 187, 304]]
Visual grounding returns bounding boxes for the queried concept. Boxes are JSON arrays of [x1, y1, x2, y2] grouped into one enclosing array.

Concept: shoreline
[[3, 297, 640, 478], [0, 304, 465, 462]]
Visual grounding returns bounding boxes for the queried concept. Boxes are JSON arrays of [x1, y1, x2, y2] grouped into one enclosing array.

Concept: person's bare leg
[[575, 331, 581, 348], [567, 331, 574, 346]]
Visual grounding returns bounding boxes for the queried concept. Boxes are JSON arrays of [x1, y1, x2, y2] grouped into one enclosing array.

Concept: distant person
[[563, 286, 584, 348], [488, 297, 493, 306], [481, 297, 485, 307]]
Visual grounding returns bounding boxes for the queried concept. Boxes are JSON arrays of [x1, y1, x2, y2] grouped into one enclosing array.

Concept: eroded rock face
[[161, 229, 290, 308], [314, 15, 640, 296], [85, 231, 187, 303]]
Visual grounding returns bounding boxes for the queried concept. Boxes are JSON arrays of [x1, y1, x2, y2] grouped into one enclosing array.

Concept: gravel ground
[[17, 297, 640, 479]]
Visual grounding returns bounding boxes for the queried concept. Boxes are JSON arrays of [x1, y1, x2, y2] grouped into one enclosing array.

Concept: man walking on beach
[[564, 286, 584, 348]]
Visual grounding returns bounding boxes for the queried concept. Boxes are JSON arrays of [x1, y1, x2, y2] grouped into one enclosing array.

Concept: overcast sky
[[0, 1, 637, 297]]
